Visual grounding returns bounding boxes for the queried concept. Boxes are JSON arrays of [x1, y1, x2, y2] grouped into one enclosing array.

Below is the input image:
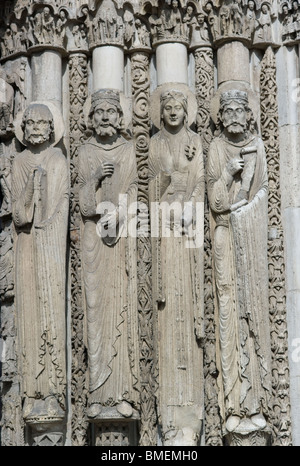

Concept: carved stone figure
[[56, 10, 67, 47], [230, 0, 243, 35], [149, 89, 204, 446], [190, 11, 210, 47], [95, 0, 124, 44], [245, 0, 256, 40], [11, 103, 69, 428], [159, 0, 186, 41], [78, 89, 140, 421], [205, 1, 219, 40], [41, 7, 55, 44], [0, 67, 14, 137], [254, 2, 273, 43], [134, 19, 151, 48], [206, 90, 272, 444]]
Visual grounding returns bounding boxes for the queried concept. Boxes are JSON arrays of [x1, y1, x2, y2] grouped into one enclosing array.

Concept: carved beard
[[224, 122, 247, 134], [94, 124, 118, 137], [25, 132, 51, 146]]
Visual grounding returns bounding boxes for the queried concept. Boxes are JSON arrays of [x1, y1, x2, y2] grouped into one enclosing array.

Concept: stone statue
[[0, 67, 14, 137], [78, 89, 140, 421], [254, 2, 273, 43], [206, 89, 272, 444], [190, 11, 210, 47], [160, 0, 184, 40], [40, 7, 55, 44], [149, 89, 205, 446], [11, 103, 69, 427], [245, 0, 256, 40]]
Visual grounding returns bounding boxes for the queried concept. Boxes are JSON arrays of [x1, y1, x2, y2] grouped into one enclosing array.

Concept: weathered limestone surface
[[0, 0, 298, 447]]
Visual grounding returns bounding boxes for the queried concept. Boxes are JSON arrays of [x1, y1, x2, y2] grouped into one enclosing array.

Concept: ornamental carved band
[[0, 0, 296, 447]]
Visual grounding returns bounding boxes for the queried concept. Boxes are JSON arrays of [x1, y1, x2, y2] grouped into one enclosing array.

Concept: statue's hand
[[182, 202, 194, 230], [94, 162, 114, 183], [226, 158, 244, 177], [34, 166, 47, 190]]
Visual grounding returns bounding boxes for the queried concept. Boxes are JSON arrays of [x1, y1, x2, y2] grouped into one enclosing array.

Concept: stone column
[[156, 42, 188, 86], [276, 44, 300, 446], [192, 43, 223, 446], [31, 50, 63, 108], [130, 46, 157, 446], [68, 50, 89, 446], [217, 41, 250, 87], [92, 45, 124, 91]]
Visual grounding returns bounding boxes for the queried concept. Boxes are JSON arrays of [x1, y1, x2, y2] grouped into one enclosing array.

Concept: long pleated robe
[[78, 135, 139, 409], [149, 126, 205, 444], [206, 134, 272, 425], [11, 147, 69, 413]]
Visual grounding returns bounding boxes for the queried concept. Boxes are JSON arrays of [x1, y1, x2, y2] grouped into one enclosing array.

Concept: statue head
[[88, 89, 124, 138], [160, 89, 188, 132], [218, 89, 256, 136], [21, 103, 54, 146]]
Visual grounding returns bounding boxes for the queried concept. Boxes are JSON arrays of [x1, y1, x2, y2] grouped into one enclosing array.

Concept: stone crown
[[220, 90, 249, 107]]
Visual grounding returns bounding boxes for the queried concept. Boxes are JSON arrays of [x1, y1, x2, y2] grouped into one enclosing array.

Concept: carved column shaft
[[130, 50, 157, 446], [68, 52, 89, 446], [193, 45, 223, 446], [260, 46, 292, 446]]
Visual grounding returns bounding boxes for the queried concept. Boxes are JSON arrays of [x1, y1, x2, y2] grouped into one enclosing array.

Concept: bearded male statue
[[206, 89, 272, 445], [11, 103, 69, 443], [78, 89, 140, 435]]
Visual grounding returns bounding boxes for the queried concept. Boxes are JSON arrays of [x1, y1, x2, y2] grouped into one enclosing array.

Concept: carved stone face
[[172, 0, 179, 10], [248, 0, 255, 10], [24, 105, 53, 146], [162, 98, 185, 131], [93, 101, 120, 137], [221, 100, 247, 135], [197, 13, 205, 24]]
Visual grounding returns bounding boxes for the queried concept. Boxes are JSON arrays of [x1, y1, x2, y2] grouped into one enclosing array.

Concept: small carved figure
[[149, 89, 205, 446], [207, 89, 272, 444], [41, 6, 55, 44], [291, 0, 300, 22], [205, 1, 219, 40], [97, 0, 121, 43], [0, 67, 14, 136], [161, 0, 184, 39], [254, 2, 273, 43], [190, 11, 209, 46], [81, 6, 94, 44], [245, 0, 256, 40], [230, 0, 243, 35], [78, 90, 139, 420], [11, 103, 69, 425], [182, 4, 195, 36], [56, 9, 67, 47], [134, 19, 151, 47]]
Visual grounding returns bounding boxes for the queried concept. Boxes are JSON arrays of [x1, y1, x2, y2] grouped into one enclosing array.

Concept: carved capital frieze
[[203, 0, 277, 49], [279, 0, 300, 44]]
